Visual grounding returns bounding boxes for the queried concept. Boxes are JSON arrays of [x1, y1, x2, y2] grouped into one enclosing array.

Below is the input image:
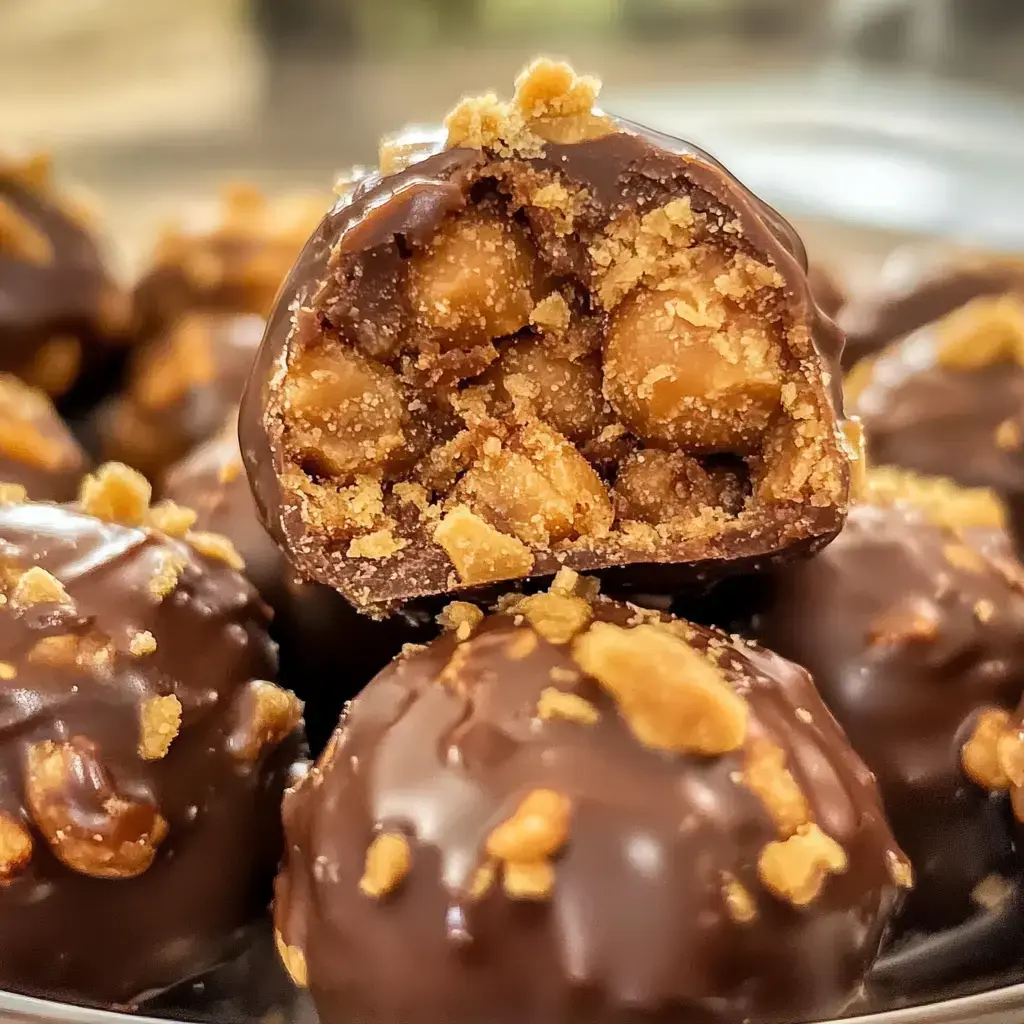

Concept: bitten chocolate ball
[[242, 59, 850, 616], [0, 463, 303, 1006], [96, 312, 263, 483], [274, 573, 908, 1024], [131, 184, 324, 341], [756, 469, 1024, 936], [162, 422, 429, 753], [0, 154, 127, 413], [848, 284, 1024, 550], [0, 374, 88, 501]]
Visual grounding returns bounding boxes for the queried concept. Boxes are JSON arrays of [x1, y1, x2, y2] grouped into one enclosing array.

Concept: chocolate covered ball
[[0, 463, 303, 1006], [162, 422, 429, 753], [0, 373, 88, 501], [756, 469, 1024, 936], [0, 153, 128, 413], [131, 184, 324, 341], [848, 285, 1024, 550], [97, 312, 263, 482], [274, 574, 908, 1024], [242, 59, 850, 616]]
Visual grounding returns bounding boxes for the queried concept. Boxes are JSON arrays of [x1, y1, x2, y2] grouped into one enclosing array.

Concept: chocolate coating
[[162, 424, 430, 753], [849, 292, 1024, 549], [0, 492, 302, 1006], [131, 185, 324, 342], [0, 373, 88, 501], [756, 499, 1024, 935], [838, 253, 1024, 369], [276, 591, 905, 1024], [0, 156, 127, 415], [242, 68, 848, 615], [97, 313, 263, 483]]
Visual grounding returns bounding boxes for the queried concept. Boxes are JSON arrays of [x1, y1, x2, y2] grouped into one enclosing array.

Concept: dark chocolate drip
[[0, 500, 299, 1006], [276, 598, 902, 1024]]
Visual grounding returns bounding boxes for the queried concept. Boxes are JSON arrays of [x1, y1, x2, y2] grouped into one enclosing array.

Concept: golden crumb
[[487, 789, 571, 865], [228, 679, 303, 762], [186, 530, 245, 571], [996, 418, 1022, 452], [839, 418, 866, 500], [468, 860, 497, 900], [997, 723, 1024, 788], [79, 462, 152, 526], [0, 483, 27, 505], [943, 543, 987, 574], [512, 58, 600, 119], [721, 873, 757, 924], [436, 601, 485, 642], [434, 506, 535, 585], [0, 812, 33, 880], [865, 466, 1007, 532], [886, 850, 914, 889], [536, 686, 600, 726], [347, 529, 407, 560], [502, 860, 556, 900], [359, 832, 411, 899], [149, 552, 188, 599], [512, 591, 592, 644], [138, 694, 182, 760], [506, 628, 539, 660], [961, 709, 1012, 791], [11, 566, 72, 608], [975, 599, 996, 623], [129, 630, 157, 657], [147, 500, 198, 538], [757, 823, 848, 907], [935, 295, 1024, 370], [0, 661, 16, 679], [274, 930, 308, 988], [741, 737, 811, 838], [572, 622, 748, 755], [530, 292, 571, 336], [868, 598, 941, 646]]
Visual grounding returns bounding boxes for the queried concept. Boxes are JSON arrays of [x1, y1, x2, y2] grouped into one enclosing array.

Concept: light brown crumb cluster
[[227, 679, 304, 763], [276, 59, 844, 598], [0, 812, 33, 881], [359, 832, 411, 898], [275, 929, 309, 988], [757, 824, 848, 906], [437, 600, 485, 641], [138, 694, 182, 760], [0, 374, 82, 472], [24, 739, 168, 879], [484, 788, 572, 900], [572, 621, 748, 755], [961, 708, 1024, 821], [935, 295, 1024, 370], [864, 466, 1007, 532]]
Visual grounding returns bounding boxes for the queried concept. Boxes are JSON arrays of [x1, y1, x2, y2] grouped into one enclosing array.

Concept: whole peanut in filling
[[250, 60, 847, 611]]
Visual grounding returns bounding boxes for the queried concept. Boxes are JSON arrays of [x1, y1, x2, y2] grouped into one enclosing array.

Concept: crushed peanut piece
[[436, 601, 485, 642], [11, 566, 72, 608], [741, 737, 811, 838], [962, 708, 1013, 790], [0, 483, 27, 505], [138, 694, 182, 760], [996, 419, 1022, 452], [359, 832, 411, 899], [228, 680, 303, 762], [27, 632, 114, 674], [530, 292, 571, 335], [757, 823, 848, 907], [468, 860, 497, 899], [721, 873, 757, 924], [975, 599, 996, 623], [572, 622, 748, 755], [512, 591, 592, 644], [886, 850, 914, 889], [147, 500, 198, 538], [486, 789, 571, 864], [512, 58, 600, 119], [347, 529, 407, 560], [865, 467, 1007, 532], [536, 687, 600, 726], [0, 661, 16, 679], [0, 812, 33, 880], [868, 599, 940, 646], [79, 462, 151, 526], [274, 930, 308, 988], [129, 630, 157, 657], [943, 543, 987, 574], [503, 860, 556, 900], [935, 295, 1024, 370], [434, 506, 535, 585], [506, 628, 539, 660], [186, 530, 245, 571], [149, 552, 188, 599], [996, 722, 1024, 788], [839, 418, 866, 500]]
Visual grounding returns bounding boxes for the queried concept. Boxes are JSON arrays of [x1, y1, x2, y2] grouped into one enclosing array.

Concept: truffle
[[848, 284, 1024, 550], [0, 463, 303, 1006], [162, 422, 429, 754], [131, 183, 324, 341], [241, 59, 849, 616], [274, 574, 907, 1024], [96, 312, 264, 482], [0, 153, 128, 414], [0, 373, 88, 501], [756, 468, 1024, 936], [839, 250, 1024, 371]]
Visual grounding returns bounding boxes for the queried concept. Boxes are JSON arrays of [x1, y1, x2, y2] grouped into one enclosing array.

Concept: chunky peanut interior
[[275, 62, 841, 586]]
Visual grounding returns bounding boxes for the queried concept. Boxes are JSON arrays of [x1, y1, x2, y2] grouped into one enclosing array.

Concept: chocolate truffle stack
[[234, 60, 919, 1024]]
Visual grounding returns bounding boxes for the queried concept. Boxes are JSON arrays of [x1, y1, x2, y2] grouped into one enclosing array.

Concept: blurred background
[[2, 0, 1023, 280]]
